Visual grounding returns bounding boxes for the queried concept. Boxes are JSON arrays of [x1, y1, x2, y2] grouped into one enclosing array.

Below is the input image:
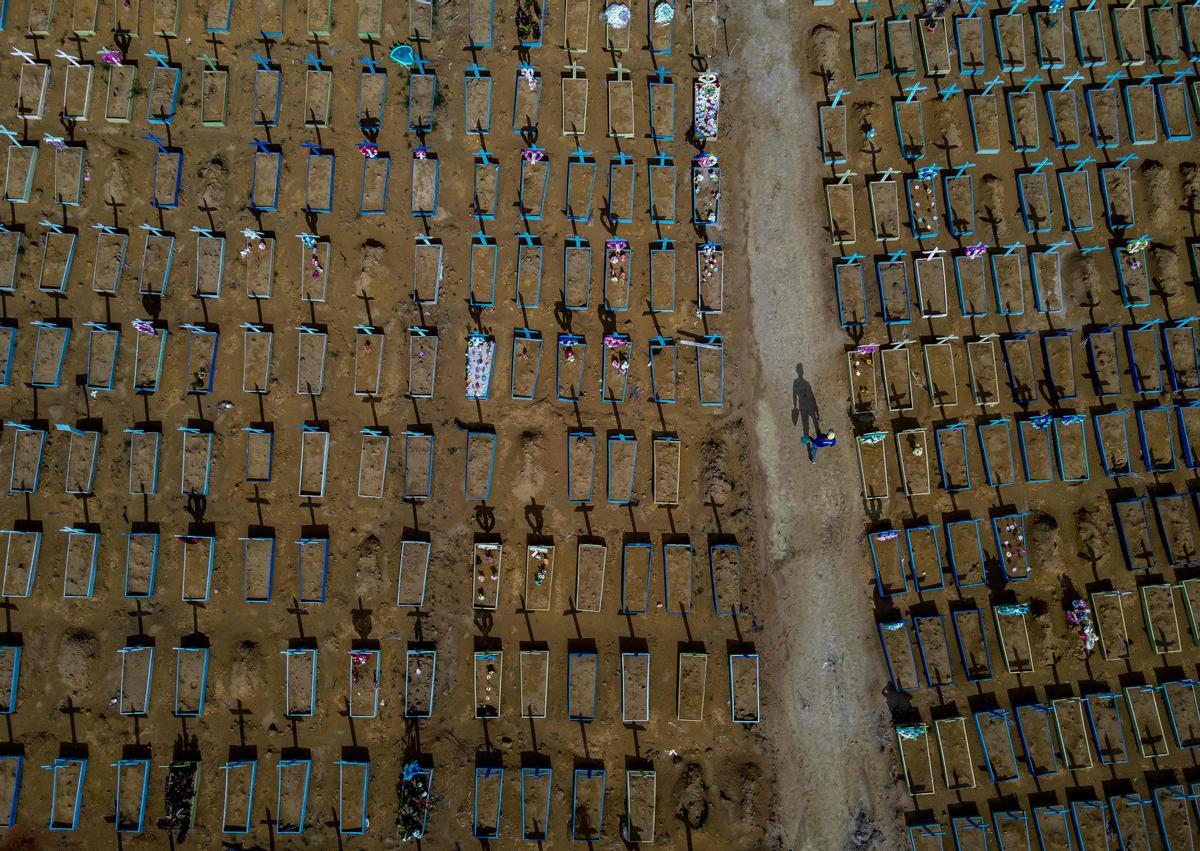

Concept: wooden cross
[[1080, 244, 1104, 254], [1060, 71, 1083, 91], [841, 252, 864, 264], [887, 248, 907, 263], [1071, 154, 1095, 171], [835, 169, 857, 184], [879, 167, 898, 182], [939, 82, 960, 100], [903, 81, 927, 102], [895, 2, 912, 16], [966, 0, 987, 15], [953, 161, 975, 178], [144, 49, 170, 67], [251, 52, 273, 70], [1003, 242, 1023, 255], [9, 47, 35, 65], [54, 49, 81, 67], [1139, 71, 1163, 87], [1046, 239, 1070, 253], [138, 223, 165, 237], [142, 133, 167, 153], [196, 53, 219, 71], [829, 87, 848, 109], [38, 219, 64, 234], [189, 226, 215, 239], [0, 126, 20, 146], [248, 139, 272, 154], [1006, 0, 1027, 13], [358, 55, 381, 74], [923, 246, 945, 261], [1101, 70, 1125, 89], [91, 222, 117, 235], [1115, 152, 1138, 169], [303, 53, 324, 71], [1171, 70, 1190, 86], [299, 140, 322, 155], [981, 76, 1003, 96], [1019, 74, 1043, 94], [1031, 157, 1053, 173]]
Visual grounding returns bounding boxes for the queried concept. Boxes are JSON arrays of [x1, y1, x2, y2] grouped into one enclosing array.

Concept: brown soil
[[952, 609, 989, 679], [676, 652, 707, 721], [621, 652, 649, 722], [934, 718, 973, 790], [403, 432, 433, 499], [524, 545, 554, 611], [915, 616, 951, 685], [653, 436, 681, 505], [970, 93, 1000, 153], [729, 654, 760, 722], [869, 179, 899, 240], [568, 652, 598, 719], [887, 19, 915, 74], [567, 431, 595, 501], [304, 70, 332, 127], [474, 651, 501, 718], [574, 542, 606, 612], [622, 543, 652, 612], [405, 650, 435, 717]]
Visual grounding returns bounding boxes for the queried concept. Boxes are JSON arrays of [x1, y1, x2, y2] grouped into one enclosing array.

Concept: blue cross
[[940, 82, 960, 100], [1080, 244, 1104, 254], [1019, 74, 1043, 94], [144, 49, 170, 68], [895, 2, 912, 17], [475, 149, 494, 164], [981, 76, 1003, 96], [1007, 0, 1027, 13], [138, 223, 164, 237], [888, 248, 908, 263], [304, 54, 324, 71], [189, 226, 215, 239], [1072, 155, 1095, 171], [1047, 239, 1070, 252], [38, 219, 64, 234], [652, 67, 670, 84], [1003, 242, 1023, 255], [1115, 152, 1138, 169], [251, 52, 273, 70], [842, 253, 864, 264], [90, 223, 117, 235], [954, 161, 976, 178], [650, 152, 672, 166], [143, 133, 167, 153], [967, 0, 987, 16], [466, 62, 487, 77], [1101, 70, 1125, 89], [830, 87, 848, 108], [1031, 157, 1053, 173], [1060, 72, 1084, 91], [1139, 71, 1163, 87], [0, 125, 20, 146], [570, 148, 594, 161], [1084, 0, 1096, 11], [249, 139, 272, 154], [903, 81, 927, 103], [1170, 70, 1189, 86], [299, 140, 322, 155], [358, 55, 382, 74], [861, 0, 875, 17]]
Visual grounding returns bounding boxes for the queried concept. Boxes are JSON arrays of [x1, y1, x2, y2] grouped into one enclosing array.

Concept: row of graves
[[819, 0, 1200, 847], [0, 635, 755, 839], [0, 0, 752, 844]]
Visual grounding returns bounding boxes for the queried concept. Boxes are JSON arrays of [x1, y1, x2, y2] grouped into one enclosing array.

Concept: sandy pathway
[[727, 2, 904, 848]]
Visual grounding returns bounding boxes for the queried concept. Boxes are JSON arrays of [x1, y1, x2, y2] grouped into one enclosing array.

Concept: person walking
[[801, 429, 837, 463]]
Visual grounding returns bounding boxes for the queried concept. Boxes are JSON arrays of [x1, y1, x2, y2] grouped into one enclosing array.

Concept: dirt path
[[727, 3, 904, 848]]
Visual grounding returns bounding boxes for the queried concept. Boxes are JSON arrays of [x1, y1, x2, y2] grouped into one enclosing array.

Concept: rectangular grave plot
[[648, 157, 676, 224], [568, 651, 598, 721], [1084, 86, 1122, 149], [1138, 405, 1175, 472], [824, 183, 856, 245], [1003, 337, 1038, 406], [893, 100, 925, 160], [568, 430, 596, 503], [914, 257, 947, 318], [242, 535, 275, 603], [869, 530, 907, 597], [518, 649, 548, 719], [1115, 497, 1156, 570], [994, 607, 1034, 673], [877, 260, 910, 324], [1017, 171, 1053, 233], [404, 648, 436, 717], [919, 15, 951, 74], [967, 340, 1000, 406], [1100, 165, 1134, 229], [474, 651, 502, 718], [951, 607, 991, 681], [935, 717, 975, 790], [524, 544, 554, 611], [466, 0, 493, 45], [729, 653, 760, 724], [954, 253, 988, 315], [465, 431, 497, 501], [147, 65, 181, 124], [1180, 403, 1200, 468], [119, 645, 154, 715], [303, 70, 332, 127], [357, 430, 389, 499], [896, 725, 934, 796], [607, 434, 638, 504], [709, 543, 740, 615], [8, 426, 45, 494], [297, 428, 329, 499], [896, 429, 930, 497], [923, 342, 957, 408], [180, 533, 215, 601], [16, 64, 50, 120], [1163, 680, 1200, 747], [1091, 590, 1131, 660], [62, 528, 100, 598], [673, 651, 707, 722], [174, 646, 209, 716], [284, 648, 317, 717], [127, 429, 161, 494], [515, 237, 543, 307], [1072, 8, 1108, 64], [240, 425, 273, 485], [1124, 685, 1169, 758], [1086, 693, 1129, 764], [847, 348, 877, 415], [472, 158, 499, 220], [989, 251, 1025, 315], [607, 159, 636, 224], [558, 332, 588, 399], [856, 434, 889, 502], [30, 321, 69, 387], [409, 0, 433, 39], [1014, 703, 1059, 776], [1035, 9, 1066, 67], [184, 326, 218, 394], [1112, 6, 1147, 65], [402, 431, 434, 500], [943, 175, 974, 240], [887, 18, 917, 75], [1142, 583, 1182, 654], [1045, 89, 1080, 149], [1052, 699, 1093, 771], [852, 20, 881, 78], [63, 428, 100, 494], [358, 70, 387, 131], [652, 435, 681, 505], [649, 79, 675, 140], [574, 541, 606, 612], [59, 64, 92, 125], [412, 239, 444, 304], [396, 537, 431, 606], [408, 72, 436, 131], [1154, 494, 1198, 566], [955, 14, 984, 73], [1147, 5, 1183, 62], [878, 621, 918, 691], [295, 329, 328, 395], [124, 530, 160, 598], [250, 153, 281, 213], [1094, 411, 1131, 478], [1018, 418, 1052, 482], [38, 231, 77, 294], [1, 529, 40, 598], [994, 13, 1027, 70], [337, 759, 369, 835], [241, 327, 272, 394], [561, 71, 588, 136], [84, 324, 120, 391], [305, 154, 334, 213], [239, 235, 274, 299], [0, 324, 14, 388], [881, 346, 913, 413], [621, 652, 649, 723], [968, 93, 1001, 154], [472, 767, 503, 839], [869, 179, 900, 241], [835, 261, 867, 327], [915, 615, 952, 686], [513, 68, 542, 134], [621, 542, 652, 614], [402, 330, 437, 399], [351, 329, 384, 396], [472, 541, 502, 610], [410, 155, 438, 217], [275, 758, 311, 835], [974, 710, 1019, 782], [662, 542, 693, 614], [53, 146, 85, 206], [1125, 83, 1159, 145], [114, 758, 149, 833]]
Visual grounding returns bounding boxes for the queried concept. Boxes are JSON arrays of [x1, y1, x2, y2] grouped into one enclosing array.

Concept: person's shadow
[[791, 363, 820, 434]]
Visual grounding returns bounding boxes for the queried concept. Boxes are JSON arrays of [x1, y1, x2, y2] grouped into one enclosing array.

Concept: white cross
[[10, 48, 36, 65], [54, 49, 81, 67]]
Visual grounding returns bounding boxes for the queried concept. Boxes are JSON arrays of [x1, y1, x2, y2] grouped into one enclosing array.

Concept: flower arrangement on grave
[[529, 546, 551, 586], [350, 650, 378, 688], [653, 1, 675, 24], [851, 343, 877, 376], [520, 66, 538, 92], [396, 761, 434, 841], [465, 335, 496, 398], [965, 241, 988, 259], [98, 47, 122, 66], [603, 334, 630, 373], [997, 519, 1028, 576], [1066, 598, 1099, 652], [606, 240, 630, 290], [522, 147, 546, 164], [859, 431, 887, 445], [358, 141, 380, 159], [516, 0, 543, 42], [694, 73, 720, 140], [239, 228, 268, 259], [132, 318, 157, 336], [603, 3, 632, 27]]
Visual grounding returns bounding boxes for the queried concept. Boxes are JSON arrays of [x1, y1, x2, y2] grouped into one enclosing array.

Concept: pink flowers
[[98, 48, 122, 66], [965, 242, 988, 259], [358, 142, 380, 159]]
